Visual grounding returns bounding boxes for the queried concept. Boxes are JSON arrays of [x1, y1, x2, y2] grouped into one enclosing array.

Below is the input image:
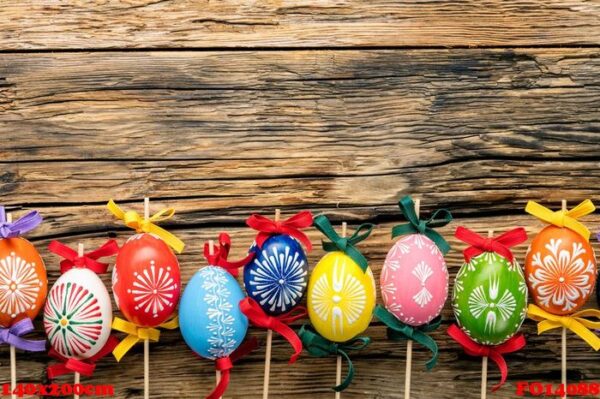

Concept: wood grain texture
[[2, 1, 600, 50], [3, 6, 600, 397], [2, 49, 599, 163]]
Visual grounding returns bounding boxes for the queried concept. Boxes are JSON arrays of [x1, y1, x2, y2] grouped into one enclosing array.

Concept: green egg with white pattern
[[452, 252, 527, 345]]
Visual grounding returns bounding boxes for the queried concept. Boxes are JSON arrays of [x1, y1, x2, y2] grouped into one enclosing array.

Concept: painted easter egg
[[112, 233, 180, 327], [525, 226, 596, 315], [243, 235, 308, 315], [381, 234, 448, 326], [452, 252, 527, 345], [179, 266, 248, 359], [0, 238, 47, 327], [43, 268, 112, 359], [307, 252, 376, 343]]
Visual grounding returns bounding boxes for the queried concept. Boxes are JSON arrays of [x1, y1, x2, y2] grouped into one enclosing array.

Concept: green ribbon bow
[[313, 214, 374, 273], [374, 305, 441, 370], [298, 324, 370, 392], [391, 195, 453, 255]]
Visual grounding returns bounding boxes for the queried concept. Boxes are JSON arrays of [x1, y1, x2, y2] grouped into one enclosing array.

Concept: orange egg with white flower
[[525, 225, 596, 315]]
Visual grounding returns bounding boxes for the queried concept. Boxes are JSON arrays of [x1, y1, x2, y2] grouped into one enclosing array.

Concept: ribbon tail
[[426, 229, 451, 255], [391, 224, 415, 239], [207, 367, 230, 399], [332, 350, 353, 392], [345, 245, 368, 273], [112, 334, 140, 362], [149, 224, 185, 253], [375, 306, 439, 370], [47, 363, 71, 379], [65, 358, 96, 377], [160, 316, 179, 330], [488, 351, 508, 392], [10, 335, 47, 352], [413, 330, 439, 371], [275, 322, 303, 364], [91, 334, 121, 362], [569, 322, 600, 350], [536, 320, 561, 335], [230, 336, 259, 363], [10, 211, 43, 236], [462, 246, 482, 264]]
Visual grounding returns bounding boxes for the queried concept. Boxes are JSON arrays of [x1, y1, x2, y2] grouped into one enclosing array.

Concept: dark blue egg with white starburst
[[244, 235, 309, 315]]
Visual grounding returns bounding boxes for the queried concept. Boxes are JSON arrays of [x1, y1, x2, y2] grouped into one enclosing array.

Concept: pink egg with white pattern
[[380, 234, 448, 326]]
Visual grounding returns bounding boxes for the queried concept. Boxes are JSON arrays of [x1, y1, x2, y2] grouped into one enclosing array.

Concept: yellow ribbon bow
[[527, 304, 600, 350], [525, 199, 595, 241], [106, 199, 185, 253], [111, 316, 179, 361]]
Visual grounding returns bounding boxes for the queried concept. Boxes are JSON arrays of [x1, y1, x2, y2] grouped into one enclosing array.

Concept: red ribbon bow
[[204, 233, 256, 277], [448, 324, 526, 392], [207, 337, 259, 399], [454, 226, 527, 263], [239, 297, 306, 364], [47, 335, 120, 379], [246, 211, 313, 251], [48, 240, 120, 274]]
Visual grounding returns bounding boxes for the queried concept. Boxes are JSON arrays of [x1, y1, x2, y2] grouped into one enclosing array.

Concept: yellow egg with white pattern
[[307, 251, 376, 342]]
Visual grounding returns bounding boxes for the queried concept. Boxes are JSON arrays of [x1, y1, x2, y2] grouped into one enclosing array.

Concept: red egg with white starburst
[[112, 233, 180, 327]]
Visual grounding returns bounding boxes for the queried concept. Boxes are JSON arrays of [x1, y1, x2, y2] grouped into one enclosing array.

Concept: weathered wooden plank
[[2, 49, 599, 162], [2, 1, 600, 50], [1, 158, 600, 238], [0, 218, 599, 398]]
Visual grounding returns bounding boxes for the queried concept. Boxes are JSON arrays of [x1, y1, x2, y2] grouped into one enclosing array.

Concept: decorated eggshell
[[43, 268, 112, 359], [112, 233, 180, 327], [452, 252, 527, 345], [0, 237, 47, 327], [307, 251, 376, 343], [243, 235, 308, 315], [525, 226, 596, 315], [381, 234, 448, 326], [179, 266, 248, 359]]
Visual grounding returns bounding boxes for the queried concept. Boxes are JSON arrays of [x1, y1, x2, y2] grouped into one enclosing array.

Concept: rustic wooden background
[[2, 1, 600, 398]]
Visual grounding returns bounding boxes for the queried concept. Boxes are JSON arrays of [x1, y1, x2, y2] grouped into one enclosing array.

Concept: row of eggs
[[1, 224, 597, 363]]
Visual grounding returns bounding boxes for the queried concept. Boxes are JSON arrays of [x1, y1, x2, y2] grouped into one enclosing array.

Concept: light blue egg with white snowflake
[[243, 235, 309, 315], [179, 266, 248, 359]]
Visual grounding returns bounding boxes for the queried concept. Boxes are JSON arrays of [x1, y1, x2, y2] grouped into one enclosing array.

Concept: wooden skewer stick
[[262, 209, 280, 399], [481, 356, 488, 399], [404, 199, 420, 399], [143, 197, 150, 399], [561, 199, 567, 399], [334, 222, 348, 399], [7, 213, 16, 399], [74, 242, 85, 399], [480, 228, 494, 399]]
